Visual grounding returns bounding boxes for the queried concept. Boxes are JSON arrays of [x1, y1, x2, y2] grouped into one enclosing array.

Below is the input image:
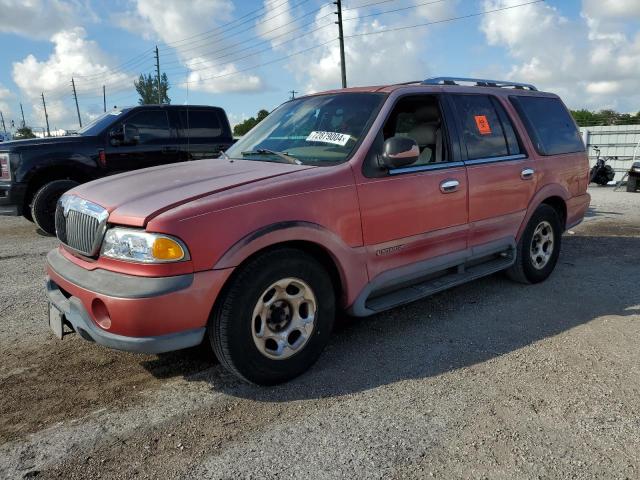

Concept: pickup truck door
[[177, 108, 232, 161], [103, 109, 180, 174], [355, 93, 469, 281], [446, 93, 536, 248]]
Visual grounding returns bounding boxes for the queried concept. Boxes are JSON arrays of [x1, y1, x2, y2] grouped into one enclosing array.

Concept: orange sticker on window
[[474, 115, 492, 135]]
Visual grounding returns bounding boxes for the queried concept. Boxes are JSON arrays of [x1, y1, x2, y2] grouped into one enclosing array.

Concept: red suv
[[46, 77, 590, 384]]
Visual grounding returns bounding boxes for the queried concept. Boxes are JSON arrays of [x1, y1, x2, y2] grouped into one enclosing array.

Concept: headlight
[[0, 152, 11, 180], [101, 227, 189, 263]]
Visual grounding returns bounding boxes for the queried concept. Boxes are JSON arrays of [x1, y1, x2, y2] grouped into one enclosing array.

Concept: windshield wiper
[[240, 148, 301, 165]]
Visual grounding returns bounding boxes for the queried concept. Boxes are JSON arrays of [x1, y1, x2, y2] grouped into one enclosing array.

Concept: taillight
[[98, 149, 106, 167], [0, 154, 9, 180]]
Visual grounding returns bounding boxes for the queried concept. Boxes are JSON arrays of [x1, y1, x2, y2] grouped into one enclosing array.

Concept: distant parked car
[[0, 105, 233, 234], [46, 77, 590, 385], [627, 161, 640, 192]]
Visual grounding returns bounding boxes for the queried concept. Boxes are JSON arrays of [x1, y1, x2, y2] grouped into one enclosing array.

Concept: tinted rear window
[[179, 109, 223, 138], [510, 96, 584, 156]]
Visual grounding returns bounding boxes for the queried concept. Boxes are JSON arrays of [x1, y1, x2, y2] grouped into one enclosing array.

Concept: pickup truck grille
[[55, 195, 109, 257]]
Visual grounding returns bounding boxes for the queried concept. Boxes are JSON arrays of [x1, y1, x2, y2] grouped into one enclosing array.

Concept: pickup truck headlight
[[0, 153, 10, 180], [101, 227, 189, 263]]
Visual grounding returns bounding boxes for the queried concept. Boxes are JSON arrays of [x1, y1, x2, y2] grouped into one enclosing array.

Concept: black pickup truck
[[0, 104, 233, 234]]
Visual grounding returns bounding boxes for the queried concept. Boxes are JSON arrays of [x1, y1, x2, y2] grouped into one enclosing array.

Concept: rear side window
[[510, 96, 584, 155], [451, 94, 521, 160], [179, 109, 223, 139]]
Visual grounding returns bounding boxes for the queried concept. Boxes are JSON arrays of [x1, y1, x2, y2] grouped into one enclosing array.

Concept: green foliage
[[233, 109, 270, 137], [14, 126, 36, 139], [134, 73, 171, 105], [570, 109, 640, 127]]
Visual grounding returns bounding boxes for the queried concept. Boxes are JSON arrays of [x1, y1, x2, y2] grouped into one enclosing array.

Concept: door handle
[[440, 179, 460, 193], [521, 168, 535, 180], [162, 146, 178, 153]]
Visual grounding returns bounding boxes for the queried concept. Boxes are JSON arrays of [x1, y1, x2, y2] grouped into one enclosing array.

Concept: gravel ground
[[0, 186, 639, 479]]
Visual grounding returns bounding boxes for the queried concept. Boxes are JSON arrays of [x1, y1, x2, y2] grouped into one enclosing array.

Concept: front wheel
[[31, 179, 79, 236], [506, 204, 562, 284], [210, 248, 335, 385]]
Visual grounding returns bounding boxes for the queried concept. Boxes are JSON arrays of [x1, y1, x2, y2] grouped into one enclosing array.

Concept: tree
[[570, 108, 640, 127], [14, 126, 36, 139], [134, 73, 171, 105], [233, 109, 270, 136]]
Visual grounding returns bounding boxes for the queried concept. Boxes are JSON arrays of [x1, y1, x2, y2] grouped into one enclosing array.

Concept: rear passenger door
[[448, 94, 536, 248], [178, 108, 230, 160]]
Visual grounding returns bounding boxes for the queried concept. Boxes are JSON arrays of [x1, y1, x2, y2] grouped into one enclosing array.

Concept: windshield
[[226, 93, 385, 165], [77, 110, 126, 136]]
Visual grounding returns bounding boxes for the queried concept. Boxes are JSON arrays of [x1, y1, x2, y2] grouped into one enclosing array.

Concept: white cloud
[[0, 84, 14, 120], [116, 0, 263, 94], [479, 0, 640, 111], [0, 0, 94, 39], [256, 2, 436, 93], [12, 27, 133, 128]]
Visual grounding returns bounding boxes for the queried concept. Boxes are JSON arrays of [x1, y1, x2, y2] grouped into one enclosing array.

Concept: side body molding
[[213, 221, 369, 308]]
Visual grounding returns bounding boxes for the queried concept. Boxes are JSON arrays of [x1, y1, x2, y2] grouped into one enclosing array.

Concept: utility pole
[[41, 92, 51, 137], [289, 90, 298, 100], [19, 103, 26, 128], [154, 45, 162, 104], [103, 85, 106, 113], [334, 0, 347, 88], [71, 77, 82, 128], [0, 111, 6, 134]]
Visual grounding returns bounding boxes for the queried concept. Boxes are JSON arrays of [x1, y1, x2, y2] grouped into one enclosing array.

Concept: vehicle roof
[[309, 82, 559, 98], [125, 104, 224, 109]]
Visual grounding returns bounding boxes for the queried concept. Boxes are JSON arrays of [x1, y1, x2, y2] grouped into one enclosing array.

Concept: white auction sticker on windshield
[[306, 131, 351, 146]]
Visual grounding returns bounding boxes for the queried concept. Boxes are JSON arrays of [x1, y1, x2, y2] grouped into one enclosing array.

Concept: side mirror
[[122, 123, 139, 145], [381, 136, 419, 169]]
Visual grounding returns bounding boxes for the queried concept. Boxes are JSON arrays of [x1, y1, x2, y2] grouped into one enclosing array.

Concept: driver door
[[104, 109, 179, 174]]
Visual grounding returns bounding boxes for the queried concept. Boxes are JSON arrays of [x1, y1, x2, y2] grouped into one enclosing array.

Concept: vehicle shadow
[[142, 232, 639, 402]]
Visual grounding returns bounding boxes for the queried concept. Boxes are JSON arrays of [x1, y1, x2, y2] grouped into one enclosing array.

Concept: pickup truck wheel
[[506, 204, 562, 284], [210, 248, 335, 385], [627, 176, 638, 192], [31, 179, 78, 236]]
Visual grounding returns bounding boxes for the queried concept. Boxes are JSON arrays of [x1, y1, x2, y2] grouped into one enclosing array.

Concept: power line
[[344, 0, 449, 21], [344, 0, 544, 38]]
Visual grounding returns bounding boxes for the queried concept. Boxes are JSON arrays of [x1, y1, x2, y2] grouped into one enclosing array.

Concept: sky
[[0, 0, 638, 133]]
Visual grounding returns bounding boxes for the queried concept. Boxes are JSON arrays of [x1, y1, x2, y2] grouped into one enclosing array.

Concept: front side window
[[510, 96, 584, 156], [225, 93, 385, 165], [126, 111, 171, 144], [451, 94, 521, 160]]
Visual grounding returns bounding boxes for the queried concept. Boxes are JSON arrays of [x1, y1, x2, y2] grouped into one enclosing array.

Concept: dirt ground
[[1, 186, 639, 479]]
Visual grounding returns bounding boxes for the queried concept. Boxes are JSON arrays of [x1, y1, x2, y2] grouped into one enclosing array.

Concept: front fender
[[213, 221, 368, 308]]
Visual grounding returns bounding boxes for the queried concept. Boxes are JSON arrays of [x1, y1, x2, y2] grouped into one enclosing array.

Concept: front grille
[[56, 195, 108, 256]]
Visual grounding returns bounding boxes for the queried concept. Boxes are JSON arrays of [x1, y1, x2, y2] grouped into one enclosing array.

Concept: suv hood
[[71, 159, 315, 226], [0, 135, 91, 151]]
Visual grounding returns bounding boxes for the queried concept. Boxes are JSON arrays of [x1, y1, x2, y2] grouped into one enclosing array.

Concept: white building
[[580, 124, 640, 182]]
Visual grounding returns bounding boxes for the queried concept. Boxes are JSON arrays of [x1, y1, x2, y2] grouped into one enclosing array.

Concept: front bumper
[[45, 248, 233, 354], [0, 182, 26, 216]]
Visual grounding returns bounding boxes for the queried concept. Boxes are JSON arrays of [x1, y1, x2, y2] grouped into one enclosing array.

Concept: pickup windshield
[[226, 93, 385, 165], [77, 110, 127, 136]]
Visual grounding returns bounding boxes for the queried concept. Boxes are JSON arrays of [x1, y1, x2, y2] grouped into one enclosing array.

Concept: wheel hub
[[251, 277, 317, 360], [530, 220, 554, 270]]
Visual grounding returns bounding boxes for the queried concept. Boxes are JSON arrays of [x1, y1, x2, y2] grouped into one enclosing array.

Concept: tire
[[506, 204, 562, 284], [31, 179, 78, 236], [210, 248, 335, 385], [627, 176, 638, 192], [22, 209, 34, 223]]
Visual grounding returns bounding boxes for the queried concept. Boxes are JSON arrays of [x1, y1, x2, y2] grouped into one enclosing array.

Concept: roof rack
[[422, 77, 538, 91]]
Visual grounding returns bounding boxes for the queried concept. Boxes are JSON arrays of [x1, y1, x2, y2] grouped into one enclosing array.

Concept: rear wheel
[[627, 176, 638, 192], [31, 179, 78, 236], [507, 204, 562, 284], [210, 248, 335, 385]]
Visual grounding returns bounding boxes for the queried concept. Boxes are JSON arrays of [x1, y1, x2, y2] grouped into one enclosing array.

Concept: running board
[[364, 251, 514, 313]]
